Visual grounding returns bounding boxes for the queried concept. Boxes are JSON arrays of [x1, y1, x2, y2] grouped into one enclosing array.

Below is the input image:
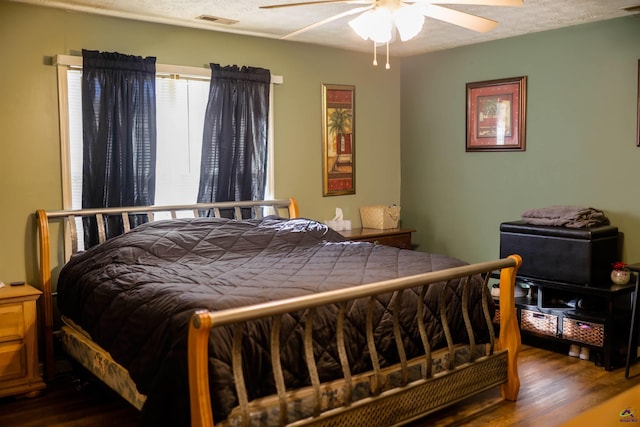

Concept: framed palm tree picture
[[322, 84, 355, 196]]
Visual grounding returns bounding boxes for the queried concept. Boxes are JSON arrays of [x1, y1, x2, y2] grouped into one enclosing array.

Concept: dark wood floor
[[0, 372, 140, 427], [412, 344, 640, 427], [1, 345, 639, 426]]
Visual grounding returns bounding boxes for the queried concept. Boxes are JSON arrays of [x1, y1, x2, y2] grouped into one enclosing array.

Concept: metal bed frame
[[35, 198, 522, 426]]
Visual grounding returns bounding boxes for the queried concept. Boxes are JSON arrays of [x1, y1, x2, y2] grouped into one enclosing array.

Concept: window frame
[[55, 54, 281, 210]]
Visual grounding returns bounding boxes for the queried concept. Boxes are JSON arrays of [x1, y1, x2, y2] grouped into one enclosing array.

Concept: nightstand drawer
[[0, 284, 45, 398], [0, 342, 26, 381], [339, 228, 415, 250], [0, 305, 25, 342], [363, 233, 412, 249]]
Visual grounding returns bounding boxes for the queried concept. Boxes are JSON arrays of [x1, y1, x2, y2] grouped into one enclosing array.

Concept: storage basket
[[520, 309, 558, 337], [360, 205, 400, 229], [493, 309, 500, 325], [562, 318, 604, 347]]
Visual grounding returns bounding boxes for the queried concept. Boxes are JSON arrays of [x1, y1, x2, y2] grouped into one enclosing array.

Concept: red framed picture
[[466, 76, 527, 152]]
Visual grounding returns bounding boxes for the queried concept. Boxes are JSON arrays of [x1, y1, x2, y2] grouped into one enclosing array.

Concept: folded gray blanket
[[521, 206, 609, 228]]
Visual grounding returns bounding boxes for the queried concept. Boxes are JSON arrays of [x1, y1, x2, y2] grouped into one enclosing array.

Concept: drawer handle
[[576, 322, 592, 330], [532, 313, 546, 319]]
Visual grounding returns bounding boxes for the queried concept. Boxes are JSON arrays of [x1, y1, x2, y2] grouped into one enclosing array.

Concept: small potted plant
[[611, 262, 631, 285]]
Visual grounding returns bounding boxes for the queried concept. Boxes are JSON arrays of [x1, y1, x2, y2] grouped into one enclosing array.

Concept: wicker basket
[[493, 309, 500, 325], [520, 309, 558, 337], [360, 205, 400, 229], [562, 318, 604, 347]]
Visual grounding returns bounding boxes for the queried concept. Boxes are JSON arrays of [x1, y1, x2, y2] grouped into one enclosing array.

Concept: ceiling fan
[[260, 0, 523, 67]]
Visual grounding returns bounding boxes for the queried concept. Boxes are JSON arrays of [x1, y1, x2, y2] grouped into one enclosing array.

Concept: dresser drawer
[[0, 342, 26, 381], [0, 304, 25, 343]]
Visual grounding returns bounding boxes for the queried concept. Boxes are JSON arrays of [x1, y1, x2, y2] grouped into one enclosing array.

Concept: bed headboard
[[35, 197, 298, 379]]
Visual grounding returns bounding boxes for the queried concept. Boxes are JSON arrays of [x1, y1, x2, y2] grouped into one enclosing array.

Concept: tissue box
[[325, 220, 352, 231], [360, 205, 400, 229]]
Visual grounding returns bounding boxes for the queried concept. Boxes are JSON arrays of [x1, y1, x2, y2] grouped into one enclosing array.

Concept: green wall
[[2, 0, 639, 285], [0, 1, 401, 283], [401, 16, 640, 265]]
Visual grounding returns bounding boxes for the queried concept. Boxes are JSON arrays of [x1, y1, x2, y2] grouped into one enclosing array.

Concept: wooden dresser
[[339, 228, 415, 249], [0, 284, 46, 398]]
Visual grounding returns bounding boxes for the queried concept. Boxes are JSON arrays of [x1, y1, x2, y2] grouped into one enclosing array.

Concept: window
[[57, 55, 278, 213], [153, 76, 209, 206]]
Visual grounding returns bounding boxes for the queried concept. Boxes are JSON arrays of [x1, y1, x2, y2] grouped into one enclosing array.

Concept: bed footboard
[[188, 255, 522, 427], [497, 255, 521, 401]]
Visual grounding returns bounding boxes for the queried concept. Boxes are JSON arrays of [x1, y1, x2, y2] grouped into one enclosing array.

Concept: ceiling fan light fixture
[[394, 4, 425, 41], [265, 0, 522, 69], [349, 3, 426, 44], [348, 8, 393, 43]]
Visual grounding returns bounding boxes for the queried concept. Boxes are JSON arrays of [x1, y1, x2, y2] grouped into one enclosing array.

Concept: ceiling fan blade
[[423, 4, 498, 32], [281, 5, 373, 39], [419, 0, 522, 6], [260, 0, 370, 9]]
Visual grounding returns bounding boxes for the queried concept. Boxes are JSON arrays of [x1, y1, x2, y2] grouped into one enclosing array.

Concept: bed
[[35, 198, 522, 426]]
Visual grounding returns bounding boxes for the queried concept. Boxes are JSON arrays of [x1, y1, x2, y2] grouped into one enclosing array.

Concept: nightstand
[[0, 284, 46, 398], [339, 228, 415, 249]]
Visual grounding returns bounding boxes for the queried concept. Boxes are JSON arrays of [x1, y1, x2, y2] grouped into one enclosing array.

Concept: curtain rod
[[55, 54, 284, 85]]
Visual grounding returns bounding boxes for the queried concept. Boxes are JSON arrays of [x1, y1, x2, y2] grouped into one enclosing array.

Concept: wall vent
[[196, 15, 239, 25]]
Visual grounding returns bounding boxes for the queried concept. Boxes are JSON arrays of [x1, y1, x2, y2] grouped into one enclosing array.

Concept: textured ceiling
[[10, 0, 640, 56]]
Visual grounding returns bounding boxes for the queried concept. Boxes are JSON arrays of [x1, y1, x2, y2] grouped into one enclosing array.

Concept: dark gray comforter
[[57, 216, 493, 425]]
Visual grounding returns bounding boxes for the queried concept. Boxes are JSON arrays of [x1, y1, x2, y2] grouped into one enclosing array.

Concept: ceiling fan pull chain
[[385, 42, 390, 69], [372, 41, 377, 66]]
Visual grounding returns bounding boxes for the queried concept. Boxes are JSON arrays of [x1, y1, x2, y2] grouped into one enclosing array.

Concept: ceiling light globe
[[368, 7, 393, 43], [348, 11, 373, 40], [349, 7, 394, 43], [394, 4, 425, 41]]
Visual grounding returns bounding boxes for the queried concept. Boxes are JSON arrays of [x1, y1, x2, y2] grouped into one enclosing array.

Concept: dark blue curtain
[[197, 64, 270, 214], [81, 49, 157, 246]]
